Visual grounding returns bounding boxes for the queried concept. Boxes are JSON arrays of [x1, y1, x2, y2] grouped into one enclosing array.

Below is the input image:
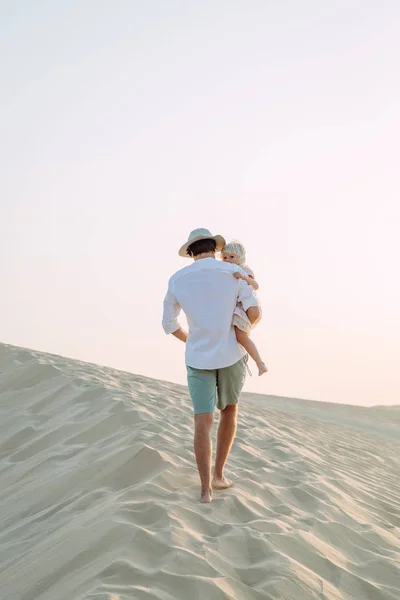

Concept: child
[[221, 241, 268, 376]]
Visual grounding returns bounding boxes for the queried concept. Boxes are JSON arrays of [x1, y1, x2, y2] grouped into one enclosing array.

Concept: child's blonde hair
[[222, 240, 246, 267]]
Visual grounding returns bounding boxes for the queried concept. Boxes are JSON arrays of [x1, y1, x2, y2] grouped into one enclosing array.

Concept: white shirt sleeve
[[162, 279, 182, 334], [237, 279, 259, 311]]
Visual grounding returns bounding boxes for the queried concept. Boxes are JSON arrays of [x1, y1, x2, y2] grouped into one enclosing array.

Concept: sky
[[1, 0, 399, 406]]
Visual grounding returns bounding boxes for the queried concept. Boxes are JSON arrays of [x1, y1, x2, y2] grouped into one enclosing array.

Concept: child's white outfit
[[232, 266, 258, 333]]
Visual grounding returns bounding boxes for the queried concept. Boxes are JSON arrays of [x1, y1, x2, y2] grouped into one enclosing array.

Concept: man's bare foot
[[211, 475, 233, 490], [258, 363, 268, 376], [200, 489, 213, 503]]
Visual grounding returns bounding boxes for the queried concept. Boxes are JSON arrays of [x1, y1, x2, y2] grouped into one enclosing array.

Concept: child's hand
[[233, 271, 244, 280]]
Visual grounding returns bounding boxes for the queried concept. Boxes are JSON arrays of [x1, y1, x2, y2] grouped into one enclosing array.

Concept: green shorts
[[186, 356, 248, 414]]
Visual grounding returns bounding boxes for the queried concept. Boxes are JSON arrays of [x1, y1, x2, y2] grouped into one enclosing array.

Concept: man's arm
[[162, 280, 188, 341], [171, 327, 188, 343]]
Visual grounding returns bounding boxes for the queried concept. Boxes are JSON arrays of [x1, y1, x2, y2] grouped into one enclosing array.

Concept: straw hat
[[178, 228, 226, 258]]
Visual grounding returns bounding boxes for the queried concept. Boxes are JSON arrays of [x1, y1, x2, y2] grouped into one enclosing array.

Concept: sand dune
[[0, 343, 399, 600]]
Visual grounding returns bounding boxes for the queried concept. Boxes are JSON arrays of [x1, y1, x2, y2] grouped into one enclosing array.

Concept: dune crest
[[0, 343, 399, 600]]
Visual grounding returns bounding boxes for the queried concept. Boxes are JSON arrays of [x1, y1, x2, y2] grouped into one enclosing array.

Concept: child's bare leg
[[247, 306, 261, 326], [235, 327, 267, 376]]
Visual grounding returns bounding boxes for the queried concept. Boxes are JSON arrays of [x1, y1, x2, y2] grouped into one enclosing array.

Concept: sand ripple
[[0, 343, 399, 600]]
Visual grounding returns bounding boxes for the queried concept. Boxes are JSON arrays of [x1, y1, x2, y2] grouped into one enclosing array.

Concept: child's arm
[[245, 274, 259, 291], [233, 271, 259, 291]]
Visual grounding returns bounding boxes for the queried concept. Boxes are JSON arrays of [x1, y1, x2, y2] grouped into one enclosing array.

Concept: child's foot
[[258, 363, 268, 376]]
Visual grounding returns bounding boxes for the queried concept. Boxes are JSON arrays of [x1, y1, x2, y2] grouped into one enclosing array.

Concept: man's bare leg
[[235, 327, 268, 376], [194, 412, 214, 503], [212, 404, 237, 489]]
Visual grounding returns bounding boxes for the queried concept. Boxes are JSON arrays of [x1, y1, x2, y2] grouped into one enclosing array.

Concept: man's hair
[[187, 238, 217, 257]]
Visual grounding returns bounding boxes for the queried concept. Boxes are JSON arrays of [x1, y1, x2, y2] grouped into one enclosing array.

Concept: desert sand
[[0, 342, 399, 600]]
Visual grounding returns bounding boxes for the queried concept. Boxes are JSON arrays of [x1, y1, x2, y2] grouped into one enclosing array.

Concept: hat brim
[[179, 234, 226, 258]]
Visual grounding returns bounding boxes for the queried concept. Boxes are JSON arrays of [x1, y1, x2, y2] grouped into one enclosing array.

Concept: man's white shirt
[[162, 257, 259, 370]]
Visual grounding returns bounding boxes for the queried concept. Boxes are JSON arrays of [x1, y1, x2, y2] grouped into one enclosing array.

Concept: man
[[162, 228, 260, 503]]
